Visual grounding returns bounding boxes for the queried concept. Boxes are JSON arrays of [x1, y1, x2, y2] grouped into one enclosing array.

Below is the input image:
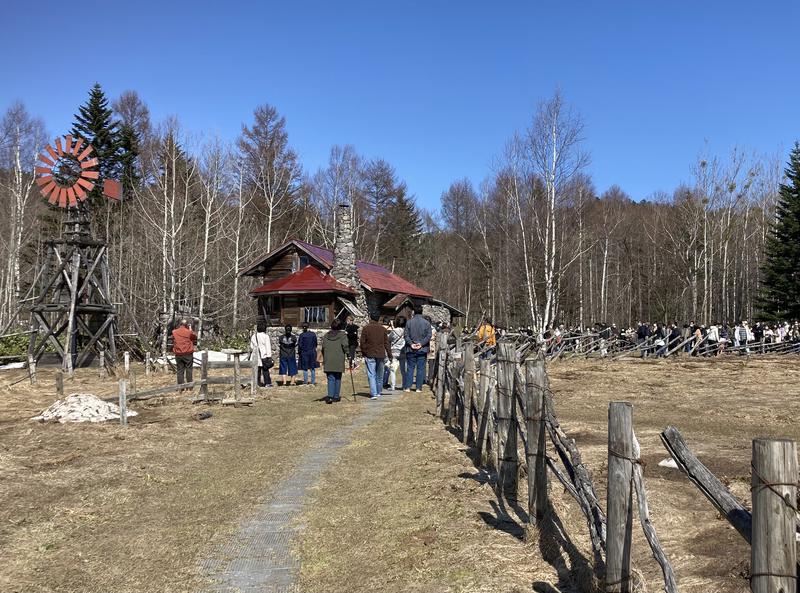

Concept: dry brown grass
[[297, 356, 800, 593], [0, 365, 365, 593]]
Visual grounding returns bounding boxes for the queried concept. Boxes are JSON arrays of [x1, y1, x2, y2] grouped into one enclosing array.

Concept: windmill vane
[[35, 134, 122, 208]]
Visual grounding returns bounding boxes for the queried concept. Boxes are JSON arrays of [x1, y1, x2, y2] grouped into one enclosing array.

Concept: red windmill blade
[[36, 135, 122, 207]]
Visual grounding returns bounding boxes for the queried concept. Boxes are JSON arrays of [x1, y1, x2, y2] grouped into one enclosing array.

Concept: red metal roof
[[293, 241, 433, 298], [242, 239, 433, 298], [356, 262, 432, 298], [250, 265, 357, 296]]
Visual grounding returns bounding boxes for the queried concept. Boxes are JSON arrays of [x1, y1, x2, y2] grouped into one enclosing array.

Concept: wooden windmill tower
[[27, 134, 122, 373]]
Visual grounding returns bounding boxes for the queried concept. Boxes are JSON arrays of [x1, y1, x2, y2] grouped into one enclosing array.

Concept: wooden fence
[[432, 332, 798, 593], [45, 350, 261, 427], [540, 332, 800, 361]]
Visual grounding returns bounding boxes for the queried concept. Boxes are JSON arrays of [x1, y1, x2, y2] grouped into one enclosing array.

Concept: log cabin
[[240, 239, 462, 328]]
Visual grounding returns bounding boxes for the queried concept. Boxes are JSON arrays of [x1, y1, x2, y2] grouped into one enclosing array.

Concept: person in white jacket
[[250, 323, 274, 387]]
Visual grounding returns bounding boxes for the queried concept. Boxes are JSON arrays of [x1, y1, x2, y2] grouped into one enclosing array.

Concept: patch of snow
[[0, 362, 25, 370], [31, 393, 138, 423], [658, 458, 679, 469], [154, 350, 244, 367]]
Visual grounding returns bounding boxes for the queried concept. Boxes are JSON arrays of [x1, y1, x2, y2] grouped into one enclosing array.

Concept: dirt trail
[[198, 392, 398, 593]]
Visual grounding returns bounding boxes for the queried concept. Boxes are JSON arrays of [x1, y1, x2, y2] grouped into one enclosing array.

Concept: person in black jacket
[[636, 322, 651, 357], [667, 324, 682, 355], [345, 315, 359, 369], [279, 325, 299, 386]]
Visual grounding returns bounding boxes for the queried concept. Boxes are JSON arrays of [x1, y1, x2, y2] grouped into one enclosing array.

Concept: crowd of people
[[170, 312, 800, 395], [242, 305, 438, 404], [525, 319, 800, 357]]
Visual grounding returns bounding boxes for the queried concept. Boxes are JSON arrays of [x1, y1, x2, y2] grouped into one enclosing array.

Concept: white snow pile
[[31, 393, 138, 423]]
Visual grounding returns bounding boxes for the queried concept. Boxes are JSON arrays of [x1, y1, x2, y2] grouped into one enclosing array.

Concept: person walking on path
[[360, 312, 392, 399], [279, 325, 299, 386], [403, 305, 432, 393], [172, 319, 197, 391], [297, 323, 318, 386], [249, 322, 274, 387], [321, 318, 349, 404], [345, 315, 359, 369], [386, 317, 405, 392]]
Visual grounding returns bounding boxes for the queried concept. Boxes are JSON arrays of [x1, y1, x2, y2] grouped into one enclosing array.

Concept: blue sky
[[2, 1, 797, 209]]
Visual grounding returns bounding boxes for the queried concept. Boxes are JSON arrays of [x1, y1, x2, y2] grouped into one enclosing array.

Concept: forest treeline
[[0, 85, 787, 338]]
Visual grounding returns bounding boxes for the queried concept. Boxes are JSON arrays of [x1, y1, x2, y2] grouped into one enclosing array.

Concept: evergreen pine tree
[[71, 83, 123, 202], [384, 191, 428, 280], [758, 142, 800, 321], [118, 122, 141, 196]]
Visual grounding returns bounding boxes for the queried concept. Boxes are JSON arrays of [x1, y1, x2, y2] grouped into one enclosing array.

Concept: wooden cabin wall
[[259, 248, 325, 283], [278, 294, 336, 328]]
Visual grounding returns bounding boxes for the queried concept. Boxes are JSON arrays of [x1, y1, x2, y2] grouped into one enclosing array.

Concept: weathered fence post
[[118, 379, 128, 427], [750, 438, 797, 593], [199, 350, 209, 402], [477, 358, 490, 466], [28, 355, 37, 385], [145, 351, 152, 375], [55, 369, 64, 397], [251, 358, 258, 398], [435, 330, 448, 417], [525, 356, 548, 529], [462, 340, 474, 444], [447, 335, 460, 427], [495, 342, 518, 502], [607, 402, 634, 593], [99, 349, 107, 379], [488, 364, 498, 470], [233, 352, 241, 403]]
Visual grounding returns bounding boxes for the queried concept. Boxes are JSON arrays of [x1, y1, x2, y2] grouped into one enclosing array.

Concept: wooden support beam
[[118, 379, 128, 427], [524, 357, 548, 528], [495, 342, 518, 503], [751, 438, 797, 593], [199, 351, 209, 401], [435, 331, 448, 418], [606, 402, 634, 593], [28, 355, 36, 385], [99, 349, 107, 379], [462, 341, 474, 444], [233, 352, 241, 402], [477, 358, 491, 466]]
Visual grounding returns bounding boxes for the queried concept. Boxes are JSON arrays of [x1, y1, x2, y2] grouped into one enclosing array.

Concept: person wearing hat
[[172, 318, 197, 391]]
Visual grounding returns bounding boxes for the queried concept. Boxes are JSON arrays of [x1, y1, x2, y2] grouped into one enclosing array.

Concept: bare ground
[[2, 356, 797, 593], [296, 356, 800, 593], [0, 366, 367, 593]]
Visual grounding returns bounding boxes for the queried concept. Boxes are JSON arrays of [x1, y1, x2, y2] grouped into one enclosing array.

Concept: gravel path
[[199, 392, 397, 593]]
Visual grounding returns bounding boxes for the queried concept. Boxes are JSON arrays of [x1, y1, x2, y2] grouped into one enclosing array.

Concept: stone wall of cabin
[[423, 304, 451, 328]]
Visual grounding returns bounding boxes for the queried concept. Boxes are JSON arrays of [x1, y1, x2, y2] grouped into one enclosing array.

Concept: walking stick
[[349, 362, 357, 402]]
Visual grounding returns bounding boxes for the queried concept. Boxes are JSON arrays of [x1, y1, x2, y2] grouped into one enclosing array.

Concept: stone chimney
[[331, 203, 369, 322]]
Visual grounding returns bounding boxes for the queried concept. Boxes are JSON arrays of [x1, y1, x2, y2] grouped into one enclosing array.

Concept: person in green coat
[[321, 318, 349, 403]]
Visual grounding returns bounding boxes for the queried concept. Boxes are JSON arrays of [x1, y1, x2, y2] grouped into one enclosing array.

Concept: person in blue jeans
[[321, 318, 348, 403], [360, 312, 391, 399], [297, 323, 318, 385], [403, 304, 432, 392]]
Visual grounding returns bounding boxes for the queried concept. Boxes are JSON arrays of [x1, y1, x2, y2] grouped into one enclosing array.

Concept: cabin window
[[303, 306, 328, 324], [299, 255, 310, 269]]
